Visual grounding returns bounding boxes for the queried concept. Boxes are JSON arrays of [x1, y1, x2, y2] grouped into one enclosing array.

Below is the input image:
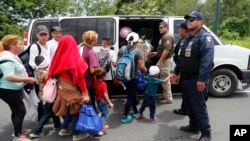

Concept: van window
[[60, 18, 116, 45], [30, 20, 59, 44]]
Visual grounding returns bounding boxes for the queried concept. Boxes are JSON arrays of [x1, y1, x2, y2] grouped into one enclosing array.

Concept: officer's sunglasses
[[187, 17, 200, 22]]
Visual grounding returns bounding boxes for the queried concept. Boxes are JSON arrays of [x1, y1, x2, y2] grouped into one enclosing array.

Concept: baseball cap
[[179, 22, 188, 30], [184, 11, 204, 20], [126, 32, 139, 43], [149, 66, 160, 76], [51, 26, 62, 32], [36, 25, 49, 34]]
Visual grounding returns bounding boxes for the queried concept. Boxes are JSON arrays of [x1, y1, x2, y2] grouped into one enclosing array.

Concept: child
[[137, 66, 171, 123], [34, 55, 49, 99], [94, 67, 114, 132], [29, 55, 61, 138]]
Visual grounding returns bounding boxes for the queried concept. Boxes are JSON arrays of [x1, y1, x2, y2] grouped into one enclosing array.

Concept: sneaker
[[29, 132, 41, 138], [120, 115, 132, 123], [59, 128, 72, 136], [13, 135, 31, 141], [72, 133, 89, 141], [198, 134, 211, 141], [131, 113, 139, 118], [180, 125, 200, 134], [97, 131, 104, 136], [173, 108, 187, 115], [150, 116, 158, 123], [137, 113, 144, 119], [12, 128, 32, 137]]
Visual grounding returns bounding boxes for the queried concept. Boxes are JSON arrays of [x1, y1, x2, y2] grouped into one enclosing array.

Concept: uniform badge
[[206, 36, 213, 43]]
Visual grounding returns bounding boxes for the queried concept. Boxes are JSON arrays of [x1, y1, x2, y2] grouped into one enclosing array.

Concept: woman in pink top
[[81, 31, 100, 112]]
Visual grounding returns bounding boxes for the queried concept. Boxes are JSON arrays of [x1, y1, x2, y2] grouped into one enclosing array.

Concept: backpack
[[96, 48, 111, 72], [116, 46, 137, 83], [18, 43, 41, 77], [0, 60, 14, 79]]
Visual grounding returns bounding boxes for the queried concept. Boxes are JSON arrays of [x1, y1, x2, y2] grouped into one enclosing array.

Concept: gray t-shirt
[[118, 45, 144, 79]]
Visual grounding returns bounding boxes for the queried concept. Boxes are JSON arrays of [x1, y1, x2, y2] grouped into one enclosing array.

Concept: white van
[[24, 16, 250, 97]]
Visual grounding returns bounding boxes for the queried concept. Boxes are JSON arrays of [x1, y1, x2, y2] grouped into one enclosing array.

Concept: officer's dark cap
[[179, 22, 188, 30], [184, 11, 204, 20]]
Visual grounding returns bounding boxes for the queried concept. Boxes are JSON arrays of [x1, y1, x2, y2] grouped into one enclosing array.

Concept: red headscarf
[[47, 35, 88, 86]]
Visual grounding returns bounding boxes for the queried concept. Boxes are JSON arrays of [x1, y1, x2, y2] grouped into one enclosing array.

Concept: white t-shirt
[[102, 47, 116, 80], [47, 39, 58, 59], [29, 43, 50, 69]]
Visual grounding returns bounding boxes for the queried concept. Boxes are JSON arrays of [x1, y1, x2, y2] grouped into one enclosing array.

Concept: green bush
[[220, 29, 240, 40], [220, 17, 250, 37]]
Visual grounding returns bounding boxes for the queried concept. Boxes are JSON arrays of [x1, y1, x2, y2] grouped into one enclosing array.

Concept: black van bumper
[[242, 70, 250, 83]]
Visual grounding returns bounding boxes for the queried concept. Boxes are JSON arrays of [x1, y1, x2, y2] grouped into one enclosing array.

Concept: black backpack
[[0, 60, 14, 79], [18, 43, 41, 77]]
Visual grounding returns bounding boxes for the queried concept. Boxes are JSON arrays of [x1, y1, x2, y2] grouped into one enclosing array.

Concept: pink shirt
[[82, 47, 99, 88]]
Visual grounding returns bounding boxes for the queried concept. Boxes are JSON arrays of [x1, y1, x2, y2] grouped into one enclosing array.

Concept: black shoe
[[198, 134, 211, 141], [173, 108, 187, 115], [180, 125, 199, 134]]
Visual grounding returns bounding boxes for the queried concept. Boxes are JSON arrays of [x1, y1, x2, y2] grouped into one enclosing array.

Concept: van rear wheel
[[209, 69, 238, 97]]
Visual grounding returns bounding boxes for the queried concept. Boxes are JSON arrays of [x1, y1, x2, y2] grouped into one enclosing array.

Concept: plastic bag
[[22, 88, 40, 120], [75, 104, 102, 134], [137, 70, 147, 90]]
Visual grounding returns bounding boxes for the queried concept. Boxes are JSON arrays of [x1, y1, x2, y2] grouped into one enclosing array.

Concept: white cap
[[126, 32, 139, 43], [149, 66, 160, 75]]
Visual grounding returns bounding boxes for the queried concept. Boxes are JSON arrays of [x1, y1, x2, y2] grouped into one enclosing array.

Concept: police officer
[[156, 21, 175, 104], [173, 22, 189, 115], [172, 11, 214, 141]]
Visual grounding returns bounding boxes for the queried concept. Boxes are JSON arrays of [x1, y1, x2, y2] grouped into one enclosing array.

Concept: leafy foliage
[[220, 17, 250, 37], [1, 0, 250, 42]]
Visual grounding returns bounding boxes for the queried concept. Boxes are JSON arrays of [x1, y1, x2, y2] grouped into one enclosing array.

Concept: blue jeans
[[33, 102, 61, 134], [139, 95, 156, 119], [182, 79, 211, 136], [61, 113, 79, 135], [97, 100, 109, 123], [124, 79, 138, 116]]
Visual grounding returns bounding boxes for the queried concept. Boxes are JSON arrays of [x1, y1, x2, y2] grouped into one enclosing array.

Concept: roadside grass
[[221, 37, 250, 49]]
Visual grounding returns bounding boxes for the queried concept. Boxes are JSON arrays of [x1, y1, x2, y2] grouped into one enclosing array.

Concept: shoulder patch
[[205, 36, 213, 43]]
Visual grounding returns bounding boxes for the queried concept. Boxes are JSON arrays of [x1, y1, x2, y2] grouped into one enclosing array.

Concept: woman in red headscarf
[[48, 35, 89, 140]]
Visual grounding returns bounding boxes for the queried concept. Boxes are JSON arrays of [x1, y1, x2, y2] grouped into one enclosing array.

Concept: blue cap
[[184, 11, 204, 20], [179, 22, 188, 30]]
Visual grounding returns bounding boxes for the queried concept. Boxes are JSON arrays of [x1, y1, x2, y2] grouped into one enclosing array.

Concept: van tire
[[209, 69, 238, 97]]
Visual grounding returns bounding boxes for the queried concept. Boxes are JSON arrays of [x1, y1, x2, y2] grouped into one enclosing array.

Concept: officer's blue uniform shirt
[[175, 28, 214, 82]]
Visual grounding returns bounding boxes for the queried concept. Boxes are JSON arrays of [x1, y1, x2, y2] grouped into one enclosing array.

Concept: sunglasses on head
[[187, 17, 200, 22]]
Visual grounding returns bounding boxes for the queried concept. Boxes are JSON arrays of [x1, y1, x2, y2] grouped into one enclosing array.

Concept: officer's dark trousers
[[182, 79, 211, 136]]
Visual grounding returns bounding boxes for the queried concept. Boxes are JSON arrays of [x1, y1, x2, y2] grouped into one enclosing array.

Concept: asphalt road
[[1, 87, 250, 141]]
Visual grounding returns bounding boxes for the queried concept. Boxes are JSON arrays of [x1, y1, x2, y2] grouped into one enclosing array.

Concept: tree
[[68, 0, 117, 16], [0, 0, 69, 22], [0, 0, 70, 38]]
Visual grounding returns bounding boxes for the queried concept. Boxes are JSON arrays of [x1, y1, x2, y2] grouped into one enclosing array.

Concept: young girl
[[94, 67, 114, 132]]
